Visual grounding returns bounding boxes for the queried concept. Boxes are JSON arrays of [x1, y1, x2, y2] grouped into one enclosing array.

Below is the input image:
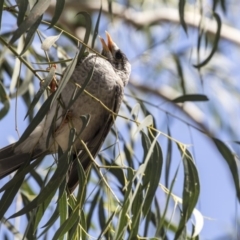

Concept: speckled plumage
[[0, 34, 131, 192]]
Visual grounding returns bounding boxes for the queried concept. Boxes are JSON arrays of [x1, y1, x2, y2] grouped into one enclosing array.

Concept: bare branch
[[47, 1, 240, 46]]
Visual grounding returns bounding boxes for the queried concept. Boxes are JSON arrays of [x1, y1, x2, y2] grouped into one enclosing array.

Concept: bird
[[0, 32, 131, 193]]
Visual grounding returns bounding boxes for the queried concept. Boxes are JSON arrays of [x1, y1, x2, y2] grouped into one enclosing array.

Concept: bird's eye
[[115, 50, 123, 59]]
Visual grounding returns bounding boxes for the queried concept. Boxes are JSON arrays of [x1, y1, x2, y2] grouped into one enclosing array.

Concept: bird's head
[[99, 32, 131, 86]]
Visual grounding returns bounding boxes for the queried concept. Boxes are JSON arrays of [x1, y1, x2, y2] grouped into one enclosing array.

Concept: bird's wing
[[67, 83, 123, 193], [0, 144, 44, 179]]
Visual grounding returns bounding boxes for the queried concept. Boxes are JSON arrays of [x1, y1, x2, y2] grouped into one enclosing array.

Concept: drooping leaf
[[0, 156, 32, 220], [173, 55, 186, 95], [0, 0, 4, 30], [114, 168, 134, 240], [9, 150, 70, 219], [48, 0, 65, 29], [52, 207, 80, 240], [193, 12, 221, 68], [172, 94, 209, 103], [213, 138, 240, 202], [0, 157, 44, 192], [17, 0, 28, 26], [142, 133, 163, 216], [165, 126, 172, 188], [10, 0, 51, 43], [179, 0, 187, 34], [91, 5, 102, 48], [20, 15, 42, 55], [50, 52, 78, 108], [24, 65, 56, 119], [0, 81, 10, 120], [76, 12, 92, 60], [128, 185, 143, 239], [174, 144, 200, 239]]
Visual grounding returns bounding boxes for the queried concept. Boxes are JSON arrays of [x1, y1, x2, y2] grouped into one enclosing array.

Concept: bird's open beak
[[99, 31, 115, 53], [105, 31, 114, 52]]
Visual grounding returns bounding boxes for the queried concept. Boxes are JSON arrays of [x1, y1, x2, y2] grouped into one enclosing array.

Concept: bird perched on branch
[[0, 32, 131, 193]]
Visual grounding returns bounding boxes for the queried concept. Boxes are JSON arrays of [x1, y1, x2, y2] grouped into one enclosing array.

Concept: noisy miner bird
[[0, 32, 131, 193]]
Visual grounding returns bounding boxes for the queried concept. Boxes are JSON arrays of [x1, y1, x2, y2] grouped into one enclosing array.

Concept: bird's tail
[[0, 144, 35, 179]]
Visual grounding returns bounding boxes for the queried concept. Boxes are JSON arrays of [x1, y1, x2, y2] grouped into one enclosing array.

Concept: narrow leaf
[[91, 5, 102, 48], [76, 12, 92, 60], [52, 208, 79, 240], [0, 81, 10, 120], [175, 144, 200, 239], [17, 0, 28, 26], [0, 157, 31, 219], [174, 55, 186, 95], [20, 15, 42, 55], [179, 0, 187, 33], [0, 0, 5, 30], [172, 94, 209, 103], [24, 66, 56, 119], [9, 151, 69, 218], [0, 157, 43, 192], [193, 12, 221, 68], [48, 0, 65, 29], [50, 52, 78, 108], [213, 138, 240, 202], [142, 133, 163, 216], [10, 0, 51, 43]]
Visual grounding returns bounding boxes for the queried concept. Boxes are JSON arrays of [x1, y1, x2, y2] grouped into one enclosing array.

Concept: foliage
[[0, 0, 239, 239]]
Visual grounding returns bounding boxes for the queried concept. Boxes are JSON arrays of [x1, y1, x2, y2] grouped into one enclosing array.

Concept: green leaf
[[97, 207, 117, 239], [58, 191, 68, 240], [172, 94, 209, 103], [142, 133, 163, 216], [0, 179, 23, 220], [98, 197, 107, 235], [128, 185, 143, 239], [76, 12, 92, 60], [24, 66, 56, 119], [165, 127, 172, 188], [52, 207, 79, 240], [37, 206, 59, 238], [193, 12, 221, 68], [40, 206, 59, 228], [86, 188, 100, 230], [9, 151, 70, 219], [213, 138, 240, 202], [48, 0, 65, 29], [75, 155, 88, 210], [173, 55, 186, 95], [0, 81, 10, 120], [17, 0, 28, 26], [0, 157, 31, 220], [91, 5, 102, 48], [179, 0, 187, 34], [0, 0, 5, 30], [33, 194, 53, 232], [174, 145, 200, 239], [114, 168, 134, 240], [20, 15, 42, 55], [50, 52, 78, 108], [0, 157, 43, 192], [10, 0, 51, 43]]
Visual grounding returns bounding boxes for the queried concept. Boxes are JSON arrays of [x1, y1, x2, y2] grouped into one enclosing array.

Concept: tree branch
[[47, 1, 240, 46]]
